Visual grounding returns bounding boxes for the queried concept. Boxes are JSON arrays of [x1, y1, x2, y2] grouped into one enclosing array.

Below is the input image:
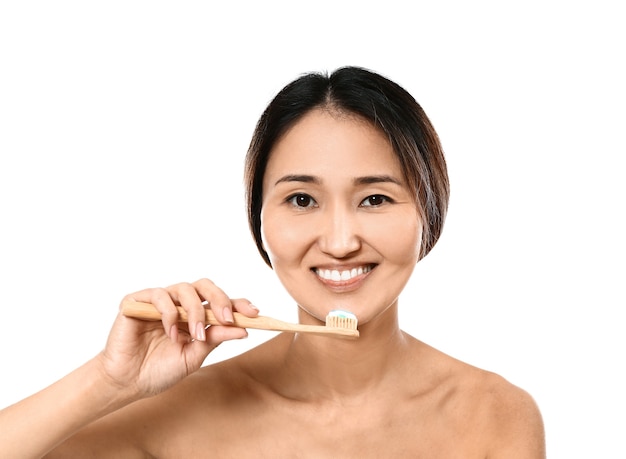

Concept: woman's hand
[[97, 278, 258, 399], [0, 279, 257, 458]]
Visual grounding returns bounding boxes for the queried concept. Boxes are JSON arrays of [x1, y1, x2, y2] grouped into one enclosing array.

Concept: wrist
[[89, 353, 144, 407]]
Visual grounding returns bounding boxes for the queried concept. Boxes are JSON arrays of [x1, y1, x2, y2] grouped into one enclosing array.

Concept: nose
[[317, 203, 361, 258]]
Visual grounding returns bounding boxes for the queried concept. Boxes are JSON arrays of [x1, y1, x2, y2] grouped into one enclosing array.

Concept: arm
[[0, 279, 258, 458], [0, 356, 140, 458]]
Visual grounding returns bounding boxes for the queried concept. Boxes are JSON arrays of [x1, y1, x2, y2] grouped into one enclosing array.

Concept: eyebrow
[[353, 174, 403, 186], [274, 174, 403, 187], [274, 174, 321, 186]]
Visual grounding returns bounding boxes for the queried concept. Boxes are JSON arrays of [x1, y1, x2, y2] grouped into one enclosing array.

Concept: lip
[[311, 263, 377, 292]]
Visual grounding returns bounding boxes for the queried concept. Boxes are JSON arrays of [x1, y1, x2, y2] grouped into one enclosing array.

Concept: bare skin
[[0, 109, 545, 458], [46, 305, 545, 458]]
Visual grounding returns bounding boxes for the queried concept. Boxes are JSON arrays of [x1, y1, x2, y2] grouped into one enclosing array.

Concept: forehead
[[264, 109, 403, 182]]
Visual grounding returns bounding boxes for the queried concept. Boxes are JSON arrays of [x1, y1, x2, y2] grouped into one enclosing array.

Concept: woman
[[0, 66, 545, 457]]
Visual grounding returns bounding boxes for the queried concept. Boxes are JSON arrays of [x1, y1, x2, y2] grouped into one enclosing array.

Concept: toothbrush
[[121, 300, 359, 339]]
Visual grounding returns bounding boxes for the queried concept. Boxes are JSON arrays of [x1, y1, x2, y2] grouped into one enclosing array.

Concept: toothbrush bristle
[[325, 310, 358, 330]]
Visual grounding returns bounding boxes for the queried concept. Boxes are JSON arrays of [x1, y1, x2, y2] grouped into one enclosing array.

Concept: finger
[[182, 326, 248, 374], [150, 288, 183, 342], [231, 298, 260, 317], [168, 282, 207, 341], [193, 278, 234, 325], [205, 324, 248, 345], [123, 288, 180, 342]]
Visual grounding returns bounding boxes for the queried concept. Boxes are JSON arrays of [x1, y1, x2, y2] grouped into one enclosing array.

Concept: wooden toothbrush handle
[[121, 299, 294, 329], [120, 300, 359, 339], [122, 300, 233, 326], [120, 300, 312, 330]]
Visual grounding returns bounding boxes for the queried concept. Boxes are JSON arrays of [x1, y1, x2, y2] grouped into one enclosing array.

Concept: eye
[[360, 194, 391, 207], [287, 193, 317, 208]]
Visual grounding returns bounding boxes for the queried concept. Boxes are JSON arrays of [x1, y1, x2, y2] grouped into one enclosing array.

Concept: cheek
[[260, 210, 309, 266], [374, 213, 423, 263]]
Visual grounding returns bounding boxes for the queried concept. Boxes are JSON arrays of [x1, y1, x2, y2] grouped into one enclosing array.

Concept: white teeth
[[316, 265, 372, 281]]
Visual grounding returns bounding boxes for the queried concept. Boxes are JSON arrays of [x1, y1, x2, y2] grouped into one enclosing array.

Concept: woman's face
[[261, 109, 422, 325]]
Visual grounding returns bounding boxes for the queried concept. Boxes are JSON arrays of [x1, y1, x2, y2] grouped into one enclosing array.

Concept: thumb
[[184, 325, 248, 371]]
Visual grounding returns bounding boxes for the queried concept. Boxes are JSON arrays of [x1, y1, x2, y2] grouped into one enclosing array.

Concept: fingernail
[[195, 322, 206, 341], [249, 303, 259, 311], [222, 307, 234, 324]]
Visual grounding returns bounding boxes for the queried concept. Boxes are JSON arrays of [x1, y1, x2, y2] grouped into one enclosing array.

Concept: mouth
[[312, 264, 376, 283]]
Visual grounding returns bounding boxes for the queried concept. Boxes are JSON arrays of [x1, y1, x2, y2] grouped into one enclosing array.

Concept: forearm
[[0, 356, 138, 458]]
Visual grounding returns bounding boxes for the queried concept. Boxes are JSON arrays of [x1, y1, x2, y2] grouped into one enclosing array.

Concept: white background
[[1, 1, 624, 457]]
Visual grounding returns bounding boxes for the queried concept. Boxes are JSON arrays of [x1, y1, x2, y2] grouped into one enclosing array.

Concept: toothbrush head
[[325, 310, 358, 331]]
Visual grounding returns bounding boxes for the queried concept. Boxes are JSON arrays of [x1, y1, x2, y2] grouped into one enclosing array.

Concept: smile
[[313, 264, 375, 282]]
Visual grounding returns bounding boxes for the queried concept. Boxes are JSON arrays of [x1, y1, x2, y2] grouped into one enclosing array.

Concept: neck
[[276, 303, 410, 401]]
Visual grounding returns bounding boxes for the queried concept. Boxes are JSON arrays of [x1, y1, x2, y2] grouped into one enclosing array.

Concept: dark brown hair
[[245, 66, 449, 266]]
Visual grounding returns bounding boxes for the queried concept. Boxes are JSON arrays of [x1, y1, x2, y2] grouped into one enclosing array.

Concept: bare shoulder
[[420, 342, 546, 458], [152, 335, 283, 417], [470, 369, 545, 458]]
